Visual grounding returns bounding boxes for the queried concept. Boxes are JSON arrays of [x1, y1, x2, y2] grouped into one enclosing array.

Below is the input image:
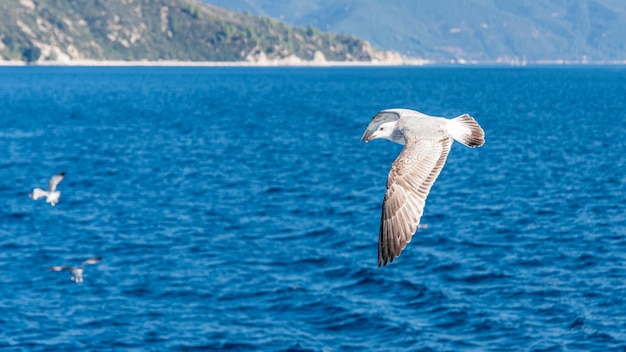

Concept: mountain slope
[[0, 0, 396, 63], [202, 0, 626, 63]]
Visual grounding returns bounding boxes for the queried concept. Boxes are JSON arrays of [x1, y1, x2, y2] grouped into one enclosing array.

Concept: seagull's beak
[[360, 130, 376, 143]]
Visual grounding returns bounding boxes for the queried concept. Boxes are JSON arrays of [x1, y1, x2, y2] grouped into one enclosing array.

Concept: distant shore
[[0, 58, 429, 67], [1, 59, 626, 67]]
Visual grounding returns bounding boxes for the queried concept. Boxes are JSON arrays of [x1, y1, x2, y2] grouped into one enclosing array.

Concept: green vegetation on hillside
[[0, 0, 388, 62]]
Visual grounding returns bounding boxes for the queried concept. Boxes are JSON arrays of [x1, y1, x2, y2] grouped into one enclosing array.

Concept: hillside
[[203, 0, 626, 63], [0, 0, 397, 63]]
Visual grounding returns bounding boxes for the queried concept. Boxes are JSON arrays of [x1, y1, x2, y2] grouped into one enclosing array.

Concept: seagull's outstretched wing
[[80, 257, 102, 267], [360, 110, 401, 142], [29, 188, 48, 200], [49, 266, 73, 272], [378, 136, 452, 267], [47, 172, 66, 193]]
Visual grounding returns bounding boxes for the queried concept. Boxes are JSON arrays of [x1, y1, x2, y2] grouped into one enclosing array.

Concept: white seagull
[[49, 257, 102, 283], [29, 172, 65, 206], [361, 108, 485, 266]]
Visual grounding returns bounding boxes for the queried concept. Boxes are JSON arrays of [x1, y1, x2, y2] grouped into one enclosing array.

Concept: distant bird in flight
[[49, 257, 102, 283], [29, 172, 65, 206], [361, 108, 485, 267]]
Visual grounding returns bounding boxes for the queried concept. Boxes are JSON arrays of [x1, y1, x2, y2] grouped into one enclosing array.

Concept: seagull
[[361, 108, 485, 266], [29, 172, 65, 206], [49, 257, 102, 283]]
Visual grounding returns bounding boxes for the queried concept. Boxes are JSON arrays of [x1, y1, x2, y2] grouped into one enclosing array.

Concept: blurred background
[[1, 0, 625, 64]]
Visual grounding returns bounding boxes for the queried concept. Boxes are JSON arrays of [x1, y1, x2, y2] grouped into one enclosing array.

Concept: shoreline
[[0, 58, 428, 67], [1, 59, 626, 67]]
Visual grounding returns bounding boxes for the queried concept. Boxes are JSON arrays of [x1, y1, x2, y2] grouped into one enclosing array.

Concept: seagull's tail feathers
[[447, 114, 485, 148], [29, 188, 48, 200]]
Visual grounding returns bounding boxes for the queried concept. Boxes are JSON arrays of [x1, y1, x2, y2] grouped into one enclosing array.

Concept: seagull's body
[[361, 108, 485, 266], [29, 172, 65, 206], [49, 257, 101, 283]]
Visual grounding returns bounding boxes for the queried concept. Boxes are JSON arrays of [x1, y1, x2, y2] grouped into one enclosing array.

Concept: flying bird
[[49, 257, 102, 283], [29, 172, 66, 206], [361, 108, 485, 266]]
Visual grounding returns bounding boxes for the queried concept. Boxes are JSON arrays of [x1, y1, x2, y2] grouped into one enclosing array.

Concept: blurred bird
[[361, 108, 484, 267], [29, 172, 66, 206], [49, 257, 102, 283]]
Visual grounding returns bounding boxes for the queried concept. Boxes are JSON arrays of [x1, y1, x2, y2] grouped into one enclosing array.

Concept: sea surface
[[0, 66, 625, 351]]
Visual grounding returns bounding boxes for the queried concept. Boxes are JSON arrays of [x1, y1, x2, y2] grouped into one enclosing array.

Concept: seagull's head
[[365, 121, 404, 144]]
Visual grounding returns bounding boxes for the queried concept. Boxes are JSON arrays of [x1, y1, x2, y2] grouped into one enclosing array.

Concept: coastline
[[1, 58, 626, 67], [0, 58, 430, 67]]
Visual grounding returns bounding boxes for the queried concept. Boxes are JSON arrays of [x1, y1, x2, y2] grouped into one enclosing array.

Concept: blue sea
[[0, 66, 625, 351]]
